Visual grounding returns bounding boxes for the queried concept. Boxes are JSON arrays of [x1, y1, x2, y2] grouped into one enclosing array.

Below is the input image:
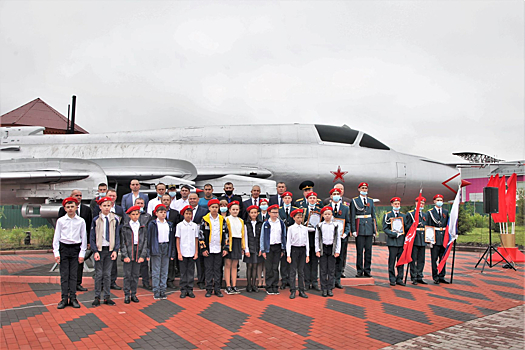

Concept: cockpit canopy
[[314, 124, 390, 150]]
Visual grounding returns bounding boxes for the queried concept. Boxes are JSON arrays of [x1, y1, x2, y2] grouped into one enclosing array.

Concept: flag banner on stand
[[438, 187, 461, 273], [396, 191, 424, 267]]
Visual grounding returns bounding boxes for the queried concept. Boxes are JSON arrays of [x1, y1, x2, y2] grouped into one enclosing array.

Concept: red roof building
[[0, 98, 88, 134]]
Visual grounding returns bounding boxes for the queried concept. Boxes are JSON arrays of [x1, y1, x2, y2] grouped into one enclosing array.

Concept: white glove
[[352, 232, 357, 238]]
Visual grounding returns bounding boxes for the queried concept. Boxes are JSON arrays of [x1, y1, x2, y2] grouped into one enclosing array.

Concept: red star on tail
[[330, 166, 348, 182]]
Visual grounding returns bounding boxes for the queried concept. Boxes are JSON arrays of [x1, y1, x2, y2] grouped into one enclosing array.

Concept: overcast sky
[[1, 1, 523, 163]]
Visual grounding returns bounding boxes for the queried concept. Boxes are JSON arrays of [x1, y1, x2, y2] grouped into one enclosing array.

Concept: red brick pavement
[[0, 246, 523, 349]]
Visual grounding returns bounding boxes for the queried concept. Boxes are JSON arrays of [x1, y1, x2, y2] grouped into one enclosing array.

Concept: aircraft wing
[[196, 166, 273, 180], [90, 158, 197, 181]]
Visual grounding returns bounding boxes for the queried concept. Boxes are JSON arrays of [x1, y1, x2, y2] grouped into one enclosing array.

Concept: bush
[[470, 213, 488, 228], [32, 226, 54, 246]]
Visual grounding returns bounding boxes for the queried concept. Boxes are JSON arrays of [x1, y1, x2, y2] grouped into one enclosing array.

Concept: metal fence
[[0, 205, 51, 229]]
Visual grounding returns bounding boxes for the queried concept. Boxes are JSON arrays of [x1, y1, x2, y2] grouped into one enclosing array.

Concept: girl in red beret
[[224, 201, 246, 294]]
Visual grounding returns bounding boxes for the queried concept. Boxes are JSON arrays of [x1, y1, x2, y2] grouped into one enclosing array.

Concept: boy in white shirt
[[315, 206, 341, 297], [176, 205, 199, 298], [53, 197, 87, 309], [286, 209, 309, 299]]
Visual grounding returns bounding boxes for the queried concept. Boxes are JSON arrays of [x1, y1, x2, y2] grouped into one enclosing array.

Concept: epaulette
[[353, 196, 359, 199], [386, 211, 392, 214], [297, 198, 304, 201], [368, 197, 373, 200]]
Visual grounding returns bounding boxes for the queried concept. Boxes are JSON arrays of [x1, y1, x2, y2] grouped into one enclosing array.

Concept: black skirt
[[226, 237, 242, 260]]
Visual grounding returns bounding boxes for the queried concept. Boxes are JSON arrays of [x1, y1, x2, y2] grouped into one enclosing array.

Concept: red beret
[[329, 188, 342, 195], [267, 204, 279, 212], [417, 197, 427, 202], [208, 198, 220, 207], [390, 197, 401, 203], [259, 198, 269, 204], [290, 208, 303, 217], [126, 205, 142, 214], [180, 205, 193, 215], [62, 197, 79, 207], [321, 206, 333, 215], [227, 201, 240, 209], [246, 205, 259, 212], [306, 191, 317, 198], [433, 194, 444, 200], [96, 196, 113, 205], [281, 191, 293, 198], [153, 204, 167, 214], [358, 182, 369, 188]]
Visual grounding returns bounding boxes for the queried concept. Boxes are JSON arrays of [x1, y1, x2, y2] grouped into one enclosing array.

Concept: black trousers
[[179, 257, 195, 291], [265, 244, 282, 289], [388, 246, 404, 284], [77, 249, 92, 286], [123, 259, 141, 297], [95, 248, 113, 299], [289, 246, 306, 292], [355, 235, 373, 275], [197, 254, 206, 285], [280, 253, 290, 285], [335, 236, 348, 282], [140, 260, 150, 285], [304, 231, 319, 286], [431, 244, 446, 281], [111, 251, 118, 284], [204, 253, 223, 292], [59, 243, 80, 300], [319, 245, 336, 291], [410, 245, 426, 281]]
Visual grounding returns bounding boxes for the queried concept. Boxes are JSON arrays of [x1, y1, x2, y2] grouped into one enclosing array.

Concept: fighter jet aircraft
[[0, 124, 461, 209]]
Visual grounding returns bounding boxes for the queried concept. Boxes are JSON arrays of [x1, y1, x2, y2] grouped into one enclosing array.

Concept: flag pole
[[450, 240, 457, 284], [403, 261, 409, 284]]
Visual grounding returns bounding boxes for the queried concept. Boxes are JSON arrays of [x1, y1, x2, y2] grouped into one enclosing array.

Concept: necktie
[[438, 209, 441, 217], [286, 207, 289, 217], [363, 198, 367, 206], [335, 204, 338, 213], [105, 216, 110, 242], [395, 212, 398, 218]]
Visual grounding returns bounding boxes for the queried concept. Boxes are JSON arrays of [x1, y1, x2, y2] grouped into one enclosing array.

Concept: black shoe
[[299, 291, 308, 298], [180, 291, 187, 299], [188, 291, 195, 298], [335, 282, 343, 289], [246, 285, 252, 293], [104, 299, 116, 305], [321, 290, 328, 297], [131, 295, 139, 303], [57, 299, 68, 309], [198, 282, 205, 290], [280, 283, 287, 290], [124, 296, 131, 304], [356, 273, 363, 278], [327, 289, 334, 297], [313, 284, 321, 291], [418, 279, 428, 285], [433, 279, 440, 284], [253, 286, 259, 293], [154, 294, 161, 300], [70, 298, 81, 308], [215, 290, 223, 297], [439, 279, 450, 284], [110, 283, 122, 290], [205, 291, 212, 298], [289, 291, 296, 299], [396, 281, 406, 286], [167, 282, 175, 289], [412, 280, 418, 285], [273, 288, 280, 295], [76, 285, 88, 292], [160, 292, 167, 300], [232, 287, 241, 294], [341, 273, 347, 278], [390, 282, 396, 286], [92, 298, 100, 307], [364, 273, 372, 278], [143, 283, 152, 290], [226, 287, 235, 295]]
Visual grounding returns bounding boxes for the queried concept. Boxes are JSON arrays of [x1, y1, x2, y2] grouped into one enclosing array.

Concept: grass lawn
[[457, 225, 524, 247]]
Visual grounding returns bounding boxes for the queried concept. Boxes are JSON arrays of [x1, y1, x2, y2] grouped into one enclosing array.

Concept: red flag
[[506, 173, 517, 223], [486, 175, 495, 187], [396, 191, 424, 267], [492, 176, 507, 223]]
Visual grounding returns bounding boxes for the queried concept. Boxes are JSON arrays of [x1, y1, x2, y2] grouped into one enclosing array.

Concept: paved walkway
[[0, 246, 523, 349]]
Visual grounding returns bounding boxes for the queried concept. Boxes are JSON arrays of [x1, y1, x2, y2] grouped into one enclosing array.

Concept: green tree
[[516, 190, 524, 226], [457, 203, 473, 235]]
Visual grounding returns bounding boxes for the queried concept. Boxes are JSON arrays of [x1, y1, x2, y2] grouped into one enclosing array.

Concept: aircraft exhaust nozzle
[[21, 203, 62, 219]]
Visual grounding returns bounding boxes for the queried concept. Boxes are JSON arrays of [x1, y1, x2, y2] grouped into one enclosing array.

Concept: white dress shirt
[[315, 221, 341, 254], [157, 219, 170, 243], [286, 223, 309, 257], [209, 214, 222, 254], [147, 197, 162, 215], [269, 218, 282, 245], [228, 216, 243, 238], [176, 220, 199, 257], [171, 198, 189, 212], [130, 219, 140, 244], [53, 214, 87, 258]]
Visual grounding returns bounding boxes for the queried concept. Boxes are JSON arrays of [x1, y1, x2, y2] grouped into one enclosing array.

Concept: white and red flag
[[396, 191, 424, 267], [437, 186, 461, 273]]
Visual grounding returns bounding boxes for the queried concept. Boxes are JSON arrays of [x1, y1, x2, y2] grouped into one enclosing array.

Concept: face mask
[[140, 208, 144, 213], [225, 190, 233, 196], [436, 201, 443, 207], [169, 191, 177, 198], [392, 206, 400, 211], [360, 191, 367, 196], [157, 193, 163, 198], [98, 192, 106, 197], [220, 207, 228, 213], [260, 204, 268, 211], [332, 195, 341, 202], [420, 206, 425, 210], [284, 203, 291, 208]]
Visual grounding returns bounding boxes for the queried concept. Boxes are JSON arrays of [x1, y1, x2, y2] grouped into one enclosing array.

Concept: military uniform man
[[427, 194, 449, 284], [405, 197, 428, 285], [301, 192, 322, 290], [294, 181, 321, 208], [350, 182, 377, 278], [383, 197, 406, 286], [328, 188, 351, 288], [279, 191, 298, 289]]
